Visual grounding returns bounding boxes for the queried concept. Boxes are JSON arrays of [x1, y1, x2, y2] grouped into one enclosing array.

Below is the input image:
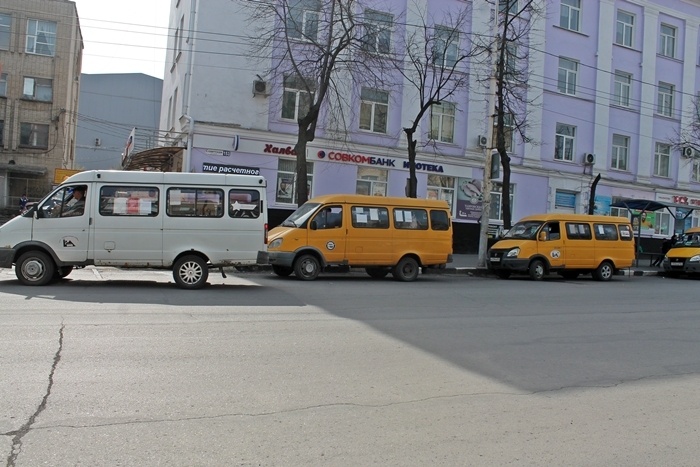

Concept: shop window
[[426, 174, 455, 211], [654, 211, 671, 236], [489, 182, 513, 221], [276, 159, 313, 204], [356, 166, 387, 196]]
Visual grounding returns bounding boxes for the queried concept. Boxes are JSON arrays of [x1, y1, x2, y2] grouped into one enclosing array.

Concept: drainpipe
[[181, 0, 198, 173], [183, 115, 194, 173]]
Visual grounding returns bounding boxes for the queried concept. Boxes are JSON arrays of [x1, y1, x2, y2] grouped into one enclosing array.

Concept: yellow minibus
[[488, 213, 635, 281], [258, 194, 453, 281], [662, 227, 700, 277]]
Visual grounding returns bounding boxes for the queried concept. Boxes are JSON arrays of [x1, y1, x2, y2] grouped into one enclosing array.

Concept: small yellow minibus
[[488, 213, 635, 281], [662, 227, 700, 277], [257, 194, 453, 281]]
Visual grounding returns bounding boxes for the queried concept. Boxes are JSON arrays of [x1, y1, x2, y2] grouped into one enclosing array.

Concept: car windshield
[[280, 202, 321, 227], [503, 221, 544, 240], [678, 233, 700, 247]]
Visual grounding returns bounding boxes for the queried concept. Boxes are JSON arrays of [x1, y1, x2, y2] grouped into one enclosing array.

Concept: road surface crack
[[4, 324, 64, 467]]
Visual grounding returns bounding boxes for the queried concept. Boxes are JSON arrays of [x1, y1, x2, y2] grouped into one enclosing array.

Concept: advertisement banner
[[456, 178, 483, 222]]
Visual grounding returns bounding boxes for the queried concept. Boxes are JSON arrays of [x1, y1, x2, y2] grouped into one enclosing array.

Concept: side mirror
[[538, 231, 547, 242], [310, 220, 318, 230]]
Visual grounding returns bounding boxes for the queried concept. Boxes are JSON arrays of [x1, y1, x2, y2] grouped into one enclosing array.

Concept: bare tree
[[244, 0, 391, 206], [396, 3, 481, 198], [487, 0, 544, 230]]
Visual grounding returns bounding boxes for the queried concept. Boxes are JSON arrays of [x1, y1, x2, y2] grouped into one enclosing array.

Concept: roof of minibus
[[306, 194, 450, 209], [61, 170, 266, 187], [517, 213, 631, 224]]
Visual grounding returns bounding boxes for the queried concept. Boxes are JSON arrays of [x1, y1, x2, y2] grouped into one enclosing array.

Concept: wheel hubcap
[[23, 260, 45, 280], [181, 262, 202, 284]]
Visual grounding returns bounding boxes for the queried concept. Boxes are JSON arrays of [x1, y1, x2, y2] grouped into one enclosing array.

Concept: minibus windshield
[[678, 233, 700, 247], [280, 202, 321, 227], [503, 221, 544, 239]]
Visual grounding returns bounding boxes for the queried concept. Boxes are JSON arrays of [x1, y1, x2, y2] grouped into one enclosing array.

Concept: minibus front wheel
[[392, 257, 420, 282], [294, 254, 321, 281], [528, 259, 546, 281], [15, 250, 56, 286]]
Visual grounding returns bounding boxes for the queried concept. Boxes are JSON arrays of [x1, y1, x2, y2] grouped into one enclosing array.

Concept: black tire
[[366, 267, 390, 279], [495, 270, 511, 279], [559, 271, 579, 280], [15, 251, 56, 286], [56, 266, 74, 278], [173, 255, 209, 289], [593, 261, 614, 281], [294, 254, 321, 281], [528, 259, 546, 281], [272, 265, 293, 277], [392, 257, 420, 282]]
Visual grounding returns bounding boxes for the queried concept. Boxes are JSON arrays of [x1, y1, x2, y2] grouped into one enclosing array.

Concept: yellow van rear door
[[307, 205, 346, 264]]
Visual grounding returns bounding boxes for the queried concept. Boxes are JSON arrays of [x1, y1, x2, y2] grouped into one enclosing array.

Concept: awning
[[610, 198, 697, 220], [0, 163, 48, 176], [121, 146, 184, 172]]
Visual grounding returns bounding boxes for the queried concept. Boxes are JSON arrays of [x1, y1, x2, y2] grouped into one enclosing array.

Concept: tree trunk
[[294, 127, 309, 207], [406, 132, 418, 198]]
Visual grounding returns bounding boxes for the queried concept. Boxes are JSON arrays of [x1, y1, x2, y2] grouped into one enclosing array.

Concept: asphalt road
[[1, 267, 699, 466]]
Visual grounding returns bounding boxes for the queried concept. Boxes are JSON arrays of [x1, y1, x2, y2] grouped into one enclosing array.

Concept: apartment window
[[499, 0, 517, 14], [23, 77, 53, 101], [659, 24, 676, 58], [0, 73, 7, 97], [0, 13, 11, 50], [559, 0, 581, 32], [692, 160, 700, 183], [557, 57, 578, 95], [276, 159, 313, 204], [362, 10, 392, 54], [615, 11, 634, 48], [613, 71, 631, 107], [359, 87, 388, 134], [492, 113, 515, 152], [429, 102, 455, 143], [26, 19, 57, 56], [657, 82, 674, 117], [288, 0, 320, 41], [654, 143, 670, 178], [356, 167, 387, 196], [489, 182, 513, 221], [433, 26, 458, 68], [282, 75, 314, 121], [611, 134, 629, 171], [19, 123, 49, 149], [554, 123, 576, 161], [426, 174, 455, 211]]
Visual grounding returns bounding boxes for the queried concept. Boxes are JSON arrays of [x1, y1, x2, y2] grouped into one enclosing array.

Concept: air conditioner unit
[[478, 135, 488, 148], [584, 153, 596, 165], [252, 80, 268, 97], [682, 147, 695, 158]]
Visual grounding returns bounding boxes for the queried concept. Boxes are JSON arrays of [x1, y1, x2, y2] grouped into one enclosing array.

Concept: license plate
[[671, 262, 683, 267], [490, 257, 501, 263]]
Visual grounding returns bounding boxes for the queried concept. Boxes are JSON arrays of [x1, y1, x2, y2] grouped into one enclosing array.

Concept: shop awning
[[610, 198, 698, 220], [121, 146, 184, 172], [0, 163, 48, 176]]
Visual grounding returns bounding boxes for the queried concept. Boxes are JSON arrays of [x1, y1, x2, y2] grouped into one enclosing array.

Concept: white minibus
[[0, 170, 267, 289]]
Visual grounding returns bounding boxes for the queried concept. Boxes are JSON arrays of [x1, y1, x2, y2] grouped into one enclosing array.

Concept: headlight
[[689, 255, 700, 263], [506, 248, 520, 258], [269, 238, 282, 249]]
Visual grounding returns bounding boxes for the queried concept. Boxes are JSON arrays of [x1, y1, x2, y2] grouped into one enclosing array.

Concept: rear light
[[264, 223, 268, 244]]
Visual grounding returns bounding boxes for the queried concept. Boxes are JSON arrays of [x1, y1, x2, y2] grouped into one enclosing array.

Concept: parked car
[[662, 227, 700, 277]]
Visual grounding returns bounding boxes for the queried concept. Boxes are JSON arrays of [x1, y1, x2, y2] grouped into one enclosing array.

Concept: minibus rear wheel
[[593, 261, 614, 281], [16, 251, 56, 286], [392, 257, 420, 282], [294, 254, 321, 281], [173, 255, 209, 289]]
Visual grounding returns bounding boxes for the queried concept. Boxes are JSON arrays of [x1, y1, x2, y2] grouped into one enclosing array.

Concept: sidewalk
[[440, 254, 660, 277]]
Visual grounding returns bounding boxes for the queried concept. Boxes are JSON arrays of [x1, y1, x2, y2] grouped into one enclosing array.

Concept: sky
[[72, 0, 171, 79]]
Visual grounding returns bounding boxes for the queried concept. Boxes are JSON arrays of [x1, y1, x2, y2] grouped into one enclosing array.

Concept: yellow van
[[662, 227, 700, 277], [488, 213, 635, 281], [258, 194, 453, 281]]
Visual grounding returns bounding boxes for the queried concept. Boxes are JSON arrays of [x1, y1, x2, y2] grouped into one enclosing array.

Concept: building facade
[[160, 0, 700, 252], [0, 0, 82, 212], [76, 73, 163, 171]]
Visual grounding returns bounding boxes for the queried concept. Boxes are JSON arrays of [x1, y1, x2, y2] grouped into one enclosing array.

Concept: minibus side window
[[229, 189, 261, 218], [565, 222, 592, 240], [394, 209, 428, 230], [618, 224, 633, 241], [430, 210, 450, 231], [351, 206, 389, 229], [167, 187, 224, 217], [543, 222, 560, 240], [594, 223, 619, 240], [313, 205, 343, 229], [99, 186, 159, 216]]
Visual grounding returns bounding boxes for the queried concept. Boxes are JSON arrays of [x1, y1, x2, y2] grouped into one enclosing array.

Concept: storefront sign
[[202, 163, 260, 175], [315, 150, 444, 173], [672, 195, 700, 206], [264, 144, 297, 156]]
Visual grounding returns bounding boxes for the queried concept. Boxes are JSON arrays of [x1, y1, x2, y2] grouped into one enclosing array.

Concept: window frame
[[26, 18, 57, 56], [615, 10, 634, 48], [659, 23, 676, 58], [559, 0, 581, 32], [489, 182, 514, 222], [19, 122, 49, 149], [657, 82, 674, 117], [276, 159, 314, 204], [613, 70, 631, 107], [359, 87, 389, 134], [22, 76, 53, 102], [429, 102, 455, 143], [557, 57, 578, 95], [554, 123, 576, 162], [361, 9, 393, 54], [0, 73, 7, 97], [287, 0, 321, 41], [0, 13, 11, 50], [433, 26, 459, 68], [426, 174, 455, 211], [692, 159, 700, 183], [282, 75, 314, 121], [611, 134, 630, 171], [653, 142, 670, 178], [356, 166, 388, 196]]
